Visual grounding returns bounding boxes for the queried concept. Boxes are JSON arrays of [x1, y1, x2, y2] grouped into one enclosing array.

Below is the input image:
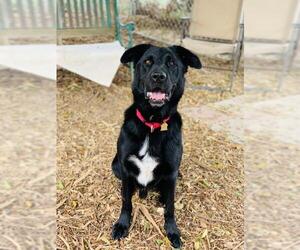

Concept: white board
[[189, 0, 242, 41], [245, 0, 298, 41], [57, 41, 124, 87], [0, 44, 56, 80]]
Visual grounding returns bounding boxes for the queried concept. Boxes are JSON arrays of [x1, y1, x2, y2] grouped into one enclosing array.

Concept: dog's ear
[[170, 45, 202, 70], [121, 44, 152, 65]]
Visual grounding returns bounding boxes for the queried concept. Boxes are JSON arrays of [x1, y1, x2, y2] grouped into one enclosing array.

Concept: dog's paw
[[167, 232, 182, 249], [112, 222, 129, 240]]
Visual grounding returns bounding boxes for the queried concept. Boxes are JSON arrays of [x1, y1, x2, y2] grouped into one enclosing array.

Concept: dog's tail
[[112, 154, 122, 180]]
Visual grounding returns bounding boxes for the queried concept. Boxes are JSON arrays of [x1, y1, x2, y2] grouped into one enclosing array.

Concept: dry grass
[[56, 64, 244, 249]]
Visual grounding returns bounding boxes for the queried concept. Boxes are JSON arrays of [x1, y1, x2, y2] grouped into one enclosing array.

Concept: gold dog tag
[[160, 122, 168, 131]]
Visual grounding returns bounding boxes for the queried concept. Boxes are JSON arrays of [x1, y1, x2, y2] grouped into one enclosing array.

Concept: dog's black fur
[[111, 44, 201, 248]]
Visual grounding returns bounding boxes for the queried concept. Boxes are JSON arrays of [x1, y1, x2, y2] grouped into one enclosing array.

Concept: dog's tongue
[[147, 92, 166, 101]]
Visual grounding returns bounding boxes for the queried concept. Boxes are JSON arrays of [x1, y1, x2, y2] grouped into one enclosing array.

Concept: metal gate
[[0, 0, 55, 29], [57, 0, 113, 29]]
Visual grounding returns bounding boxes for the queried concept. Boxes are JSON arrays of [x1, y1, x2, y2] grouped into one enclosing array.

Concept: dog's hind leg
[[112, 154, 122, 180]]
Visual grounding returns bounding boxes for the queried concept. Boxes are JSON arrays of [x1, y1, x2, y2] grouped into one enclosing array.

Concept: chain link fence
[[119, 0, 193, 45]]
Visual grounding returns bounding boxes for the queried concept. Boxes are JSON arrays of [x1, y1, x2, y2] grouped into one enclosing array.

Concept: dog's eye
[[144, 59, 152, 66], [168, 60, 176, 67]]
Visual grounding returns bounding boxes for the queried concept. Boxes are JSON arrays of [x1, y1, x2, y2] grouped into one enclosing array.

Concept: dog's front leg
[[112, 177, 135, 240], [162, 178, 182, 248]]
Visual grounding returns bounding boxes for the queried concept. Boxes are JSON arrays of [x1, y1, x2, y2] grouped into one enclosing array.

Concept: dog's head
[[121, 44, 201, 108]]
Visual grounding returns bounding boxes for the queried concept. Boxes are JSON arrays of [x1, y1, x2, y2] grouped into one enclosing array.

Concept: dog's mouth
[[146, 91, 169, 107]]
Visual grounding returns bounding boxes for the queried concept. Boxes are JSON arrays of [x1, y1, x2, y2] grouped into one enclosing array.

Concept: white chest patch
[[128, 136, 158, 186]]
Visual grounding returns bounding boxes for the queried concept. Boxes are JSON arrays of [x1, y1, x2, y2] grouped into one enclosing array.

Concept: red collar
[[136, 109, 170, 133]]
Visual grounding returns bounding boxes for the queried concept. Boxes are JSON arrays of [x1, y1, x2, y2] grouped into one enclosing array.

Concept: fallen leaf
[[3, 180, 12, 190], [155, 239, 164, 246], [194, 240, 201, 250], [99, 235, 110, 244], [201, 229, 208, 239], [143, 220, 151, 231], [25, 200, 33, 208], [57, 180, 64, 190], [175, 202, 184, 210], [71, 200, 78, 208], [164, 237, 171, 247]]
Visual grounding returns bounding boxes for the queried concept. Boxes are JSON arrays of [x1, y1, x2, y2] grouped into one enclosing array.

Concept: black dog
[[111, 44, 201, 248]]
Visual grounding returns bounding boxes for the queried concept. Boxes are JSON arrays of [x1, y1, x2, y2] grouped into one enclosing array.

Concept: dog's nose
[[151, 71, 167, 82]]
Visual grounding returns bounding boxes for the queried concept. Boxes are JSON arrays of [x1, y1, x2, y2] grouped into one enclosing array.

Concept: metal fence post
[[17, 0, 26, 28], [93, 0, 100, 27], [80, 0, 86, 27], [114, 0, 120, 42], [99, 0, 105, 27], [86, 0, 93, 27], [27, 0, 37, 28], [105, 0, 112, 28], [67, 0, 74, 28], [4, 0, 15, 28], [48, 0, 56, 28], [58, 0, 65, 29], [38, 0, 46, 27], [73, 0, 80, 27], [0, 1, 6, 29]]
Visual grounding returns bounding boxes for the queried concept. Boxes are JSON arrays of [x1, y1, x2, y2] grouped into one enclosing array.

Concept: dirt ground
[[0, 70, 56, 249], [56, 55, 244, 250]]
